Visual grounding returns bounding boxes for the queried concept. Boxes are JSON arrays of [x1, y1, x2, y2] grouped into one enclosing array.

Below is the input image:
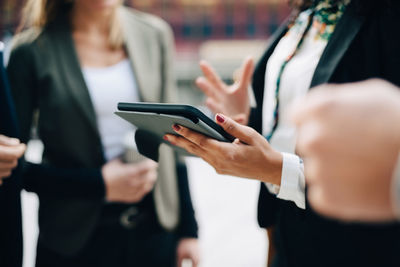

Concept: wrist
[[262, 149, 283, 186], [101, 166, 113, 200]]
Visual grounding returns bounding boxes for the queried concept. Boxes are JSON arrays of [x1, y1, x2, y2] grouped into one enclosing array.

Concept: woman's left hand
[[164, 114, 283, 185], [176, 238, 200, 267]]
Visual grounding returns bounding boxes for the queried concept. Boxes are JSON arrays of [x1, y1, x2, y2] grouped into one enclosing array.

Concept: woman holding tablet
[[165, 0, 400, 266], [7, 0, 198, 266]]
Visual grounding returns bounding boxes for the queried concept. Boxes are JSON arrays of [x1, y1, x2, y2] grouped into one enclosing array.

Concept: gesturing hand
[[164, 114, 283, 185], [0, 135, 26, 185], [196, 57, 254, 125], [102, 159, 158, 203]]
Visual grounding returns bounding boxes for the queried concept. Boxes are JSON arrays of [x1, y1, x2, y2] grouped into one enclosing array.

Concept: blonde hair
[[19, 0, 124, 50]]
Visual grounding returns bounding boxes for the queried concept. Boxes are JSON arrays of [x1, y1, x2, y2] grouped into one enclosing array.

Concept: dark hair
[[289, 0, 393, 14]]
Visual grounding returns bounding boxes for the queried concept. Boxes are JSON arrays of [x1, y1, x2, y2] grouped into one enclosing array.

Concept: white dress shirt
[[83, 59, 140, 161], [262, 10, 332, 209]]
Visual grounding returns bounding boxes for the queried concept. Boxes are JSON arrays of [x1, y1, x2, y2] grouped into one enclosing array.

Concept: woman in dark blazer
[[166, 0, 400, 266], [7, 1, 199, 266], [0, 46, 26, 267]]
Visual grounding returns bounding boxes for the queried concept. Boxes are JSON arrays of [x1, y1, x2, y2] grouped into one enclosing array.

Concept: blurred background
[[1, 1, 290, 267]]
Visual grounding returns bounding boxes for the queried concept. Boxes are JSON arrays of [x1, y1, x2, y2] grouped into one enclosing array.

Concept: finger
[[109, 158, 124, 165], [0, 160, 18, 171], [135, 181, 153, 199], [205, 98, 222, 115], [143, 169, 157, 184], [0, 144, 26, 162], [171, 124, 221, 150], [199, 60, 226, 90], [195, 77, 218, 99], [164, 134, 207, 157], [133, 175, 155, 200], [0, 171, 12, 179], [130, 159, 157, 173], [125, 161, 155, 179], [232, 114, 247, 125], [215, 114, 256, 145], [141, 159, 158, 170], [0, 135, 20, 146], [238, 56, 254, 89]]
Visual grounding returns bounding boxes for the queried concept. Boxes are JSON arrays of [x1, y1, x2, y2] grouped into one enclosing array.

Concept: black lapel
[[310, 2, 365, 87], [0, 50, 18, 138], [253, 21, 290, 103], [50, 18, 99, 137], [254, 21, 290, 86]]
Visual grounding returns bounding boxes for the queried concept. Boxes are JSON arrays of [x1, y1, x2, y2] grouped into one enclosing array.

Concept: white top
[[83, 59, 140, 161], [262, 9, 332, 209]]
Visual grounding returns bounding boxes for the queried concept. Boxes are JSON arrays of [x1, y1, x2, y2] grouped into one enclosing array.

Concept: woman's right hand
[[102, 159, 158, 203], [195, 57, 254, 125]]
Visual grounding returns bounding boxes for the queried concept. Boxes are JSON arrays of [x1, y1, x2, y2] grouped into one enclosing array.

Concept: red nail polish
[[163, 136, 168, 141], [173, 124, 181, 131], [216, 114, 225, 123]]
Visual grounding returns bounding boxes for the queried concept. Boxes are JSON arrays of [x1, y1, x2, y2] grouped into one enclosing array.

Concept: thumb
[[14, 144, 27, 158], [215, 114, 255, 145], [0, 135, 20, 146]]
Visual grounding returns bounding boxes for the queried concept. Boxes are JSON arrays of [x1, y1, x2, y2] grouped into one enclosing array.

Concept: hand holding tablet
[[115, 102, 234, 145]]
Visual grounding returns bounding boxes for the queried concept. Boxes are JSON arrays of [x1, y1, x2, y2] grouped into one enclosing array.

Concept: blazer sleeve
[[21, 162, 105, 198], [7, 38, 105, 200], [158, 22, 198, 237]]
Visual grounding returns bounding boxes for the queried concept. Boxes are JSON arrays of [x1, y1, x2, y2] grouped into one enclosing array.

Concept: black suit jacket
[[253, 2, 400, 267], [0, 47, 104, 267], [7, 8, 198, 257], [0, 50, 23, 267]]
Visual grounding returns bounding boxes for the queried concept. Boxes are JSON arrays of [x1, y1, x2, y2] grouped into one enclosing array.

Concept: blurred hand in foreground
[[291, 79, 400, 222]]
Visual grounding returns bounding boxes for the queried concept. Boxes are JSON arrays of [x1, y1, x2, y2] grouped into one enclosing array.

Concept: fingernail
[[173, 124, 181, 131], [216, 114, 225, 123], [10, 138, 20, 145], [163, 135, 169, 141]]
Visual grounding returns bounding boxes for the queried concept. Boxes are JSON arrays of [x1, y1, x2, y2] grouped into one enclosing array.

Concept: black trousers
[[36, 204, 177, 267]]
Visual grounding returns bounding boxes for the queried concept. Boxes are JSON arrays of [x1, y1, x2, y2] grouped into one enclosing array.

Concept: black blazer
[[252, 2, 400, 267], [0, 48, 105, 267], [0, 50, 23, 267], [7, 8, 198, 256]]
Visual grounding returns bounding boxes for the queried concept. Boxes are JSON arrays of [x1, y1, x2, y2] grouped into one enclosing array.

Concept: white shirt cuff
[[275, 152, 306, 209]]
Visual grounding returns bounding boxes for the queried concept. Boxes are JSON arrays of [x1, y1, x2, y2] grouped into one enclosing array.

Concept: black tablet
[[115, 102, 234, 144]]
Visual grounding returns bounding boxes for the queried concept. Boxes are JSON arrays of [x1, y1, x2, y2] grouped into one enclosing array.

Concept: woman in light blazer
[[7, 0, 199, 266]]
